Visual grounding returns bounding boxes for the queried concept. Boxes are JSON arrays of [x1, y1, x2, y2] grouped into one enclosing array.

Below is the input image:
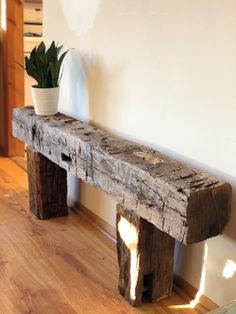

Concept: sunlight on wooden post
[[118, 216, 139, 302], [116, 205, 175, 307]]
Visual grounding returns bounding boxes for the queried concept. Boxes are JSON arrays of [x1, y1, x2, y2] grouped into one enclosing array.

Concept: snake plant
[[24, 41, 69, 88]]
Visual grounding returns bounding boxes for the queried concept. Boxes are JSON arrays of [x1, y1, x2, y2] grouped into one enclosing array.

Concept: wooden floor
[[0, 157, 207, 314]]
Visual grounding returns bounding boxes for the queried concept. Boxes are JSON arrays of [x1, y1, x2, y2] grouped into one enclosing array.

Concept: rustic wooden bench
[[13, 106, 232, 307]]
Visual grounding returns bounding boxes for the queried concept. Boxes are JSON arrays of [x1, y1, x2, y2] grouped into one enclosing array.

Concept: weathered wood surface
[[27, 146, 68, 219], [13, 106, 232, 244], [116, 205, 175, 306]]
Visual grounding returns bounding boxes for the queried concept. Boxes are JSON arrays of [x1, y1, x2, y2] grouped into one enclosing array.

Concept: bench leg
[[116, 205, 175, 307], [27, 147, 68, 219]]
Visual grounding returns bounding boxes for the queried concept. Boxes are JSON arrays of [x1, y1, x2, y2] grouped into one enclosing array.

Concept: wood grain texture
[[0, 157, 210, 313], [2, 0, 24, 156], [27, 146, 68, 219], [13, 106, 232, 244], [116, 205, 175, 306]]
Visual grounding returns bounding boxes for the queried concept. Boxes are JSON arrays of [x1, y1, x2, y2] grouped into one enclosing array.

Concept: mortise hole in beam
[[61, 153, 72, 164], [142, 273, 153, 300]]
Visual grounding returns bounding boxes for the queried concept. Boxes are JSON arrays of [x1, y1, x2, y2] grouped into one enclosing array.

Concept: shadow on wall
[[83, 53, 110, 125], [174, 242, 205, 287], [83, 52, 124, 129], [59, 49, 89, 122], [60, 49, 124, 127]]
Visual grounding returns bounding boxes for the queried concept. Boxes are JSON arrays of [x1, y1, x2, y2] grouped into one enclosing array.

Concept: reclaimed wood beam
[[116, 204, 175, 306], [13, 106, 232, 244], [27, 146, 68, 219]]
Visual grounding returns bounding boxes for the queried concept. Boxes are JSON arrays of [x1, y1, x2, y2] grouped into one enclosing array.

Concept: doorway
[[0, 0, 42, 157]]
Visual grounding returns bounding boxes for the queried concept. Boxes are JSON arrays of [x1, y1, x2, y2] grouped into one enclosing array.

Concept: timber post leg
[[116, 204, 175, 307], [27, 147, 68, 219]]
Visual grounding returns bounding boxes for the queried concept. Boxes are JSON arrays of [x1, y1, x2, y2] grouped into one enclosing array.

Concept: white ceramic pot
[[31, 86, 60, 116]]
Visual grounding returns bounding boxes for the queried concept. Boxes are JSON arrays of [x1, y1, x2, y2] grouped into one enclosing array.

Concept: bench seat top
[[13, 106, 232, 244]]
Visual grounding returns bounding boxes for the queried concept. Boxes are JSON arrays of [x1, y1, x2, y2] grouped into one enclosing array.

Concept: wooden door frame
[[1, 0, 24, 156]]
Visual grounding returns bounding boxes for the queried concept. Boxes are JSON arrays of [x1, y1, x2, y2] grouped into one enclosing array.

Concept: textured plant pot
[[31, 86, 60, 116]]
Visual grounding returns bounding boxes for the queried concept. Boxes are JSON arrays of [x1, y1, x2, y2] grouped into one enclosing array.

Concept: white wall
[[44, 0, 236, 306]]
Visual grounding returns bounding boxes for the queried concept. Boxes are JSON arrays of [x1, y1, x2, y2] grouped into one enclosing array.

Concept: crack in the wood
[[12, 108, 231, 244]]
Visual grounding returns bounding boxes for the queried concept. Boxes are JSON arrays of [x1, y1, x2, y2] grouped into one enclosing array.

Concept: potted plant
[[24, 41, 69, 116]]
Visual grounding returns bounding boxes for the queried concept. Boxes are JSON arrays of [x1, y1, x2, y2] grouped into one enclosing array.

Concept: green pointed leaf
[[37, 41, 46, 54], [46, 41, 57, 63], [25, 58, 42, 86], [58, 66, 64, 85], [56, 45, 63, 55], [49, 62, 59, 87], [57, 49, 70, 74], [29, 47, 37, 67]]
